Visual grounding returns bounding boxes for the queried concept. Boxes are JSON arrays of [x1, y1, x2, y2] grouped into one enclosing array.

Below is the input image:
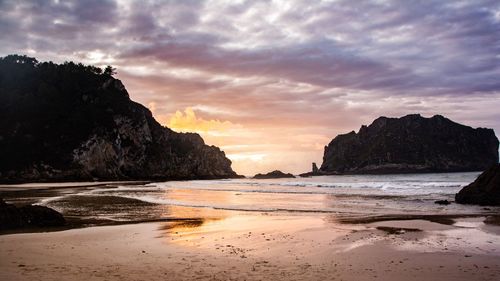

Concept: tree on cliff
[[103, 65, 117, 76], [0, 54, 38, 65]]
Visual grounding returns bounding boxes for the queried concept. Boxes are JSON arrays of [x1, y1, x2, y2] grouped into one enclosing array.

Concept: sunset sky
[[1, 0, 500, 175]]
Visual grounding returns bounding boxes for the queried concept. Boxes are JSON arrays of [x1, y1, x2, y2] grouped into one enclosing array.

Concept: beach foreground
[[1, 213, 500, 281]]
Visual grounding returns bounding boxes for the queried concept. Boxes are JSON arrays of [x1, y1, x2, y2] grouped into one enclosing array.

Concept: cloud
[[1, 0, 500, 174]]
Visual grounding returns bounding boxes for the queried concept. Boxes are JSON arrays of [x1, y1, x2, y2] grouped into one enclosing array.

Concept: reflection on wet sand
[[160, 218, 206, 230], [157, 207, 358, 251]]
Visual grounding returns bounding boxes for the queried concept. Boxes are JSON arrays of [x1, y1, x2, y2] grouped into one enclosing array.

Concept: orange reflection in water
[[159, 188, 261, 210], [154, 186, 353, 251]]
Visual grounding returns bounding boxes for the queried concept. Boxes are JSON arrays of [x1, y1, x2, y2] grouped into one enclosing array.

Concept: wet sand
[[1, 213, 500, 281]]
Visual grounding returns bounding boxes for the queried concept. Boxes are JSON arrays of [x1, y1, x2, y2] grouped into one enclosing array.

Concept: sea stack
[[319, 114, 498, 174], [0, 55, 239, 182], [312, 163, 319, 173], [455, 164, 500, 206]]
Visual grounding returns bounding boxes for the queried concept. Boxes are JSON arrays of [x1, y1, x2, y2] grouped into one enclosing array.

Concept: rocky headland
[[0, 55, 239, 183], [317, 114, 498, 174]]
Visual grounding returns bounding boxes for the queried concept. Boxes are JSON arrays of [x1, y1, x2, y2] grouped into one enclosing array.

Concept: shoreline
[[0, 174, 245, 186], [0, 169, 482, 185], [1, 173, 499, 236], [1, 213, 500, 280], [0, 181, 152, 191]]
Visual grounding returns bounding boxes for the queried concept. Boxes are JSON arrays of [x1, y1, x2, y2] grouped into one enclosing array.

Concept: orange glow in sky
[[168, 107, 238, 136], [158, 106, 325, 176]]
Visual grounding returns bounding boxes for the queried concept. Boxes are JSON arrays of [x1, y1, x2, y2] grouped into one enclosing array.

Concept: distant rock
[[319, 114, 498, 174], [0, 55, 240, 182], [455, 164, 500, 206], [0, 198, 66, 230], [434, 200, 451, 205], [253, 170, 295, 179], [312, 162, 319, 173], [299, 162, 329, 177]]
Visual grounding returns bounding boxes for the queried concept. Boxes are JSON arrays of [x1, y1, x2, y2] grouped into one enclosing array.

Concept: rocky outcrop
[[0, 55, 239, 182], [299, 162, 328, 177], [0, 198, 66, 230], [434, 200, 451, 205], [312, 163, 319, 173], [456, 164, 500, 206], [319, 114, 498, 174], [253, 170, 295, 179]]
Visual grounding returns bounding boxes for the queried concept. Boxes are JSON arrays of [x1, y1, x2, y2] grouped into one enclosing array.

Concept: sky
[[1, 0, 500, 176]]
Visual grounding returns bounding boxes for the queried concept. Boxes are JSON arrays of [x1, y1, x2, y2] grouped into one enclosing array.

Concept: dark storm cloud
[[1, 0, 499, 96]]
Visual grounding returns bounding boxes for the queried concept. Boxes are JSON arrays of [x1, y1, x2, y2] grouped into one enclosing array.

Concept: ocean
[[2, 172, 498, 226]]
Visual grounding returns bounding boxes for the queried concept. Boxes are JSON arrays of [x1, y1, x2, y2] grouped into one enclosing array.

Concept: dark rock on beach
[[434, 200, 451, 205], [253, 170, 295, 179], [0, 198, 66, 230], [0, 55, 239, 183], [319, 114, 498, 174], [456, 164, 500, 206]]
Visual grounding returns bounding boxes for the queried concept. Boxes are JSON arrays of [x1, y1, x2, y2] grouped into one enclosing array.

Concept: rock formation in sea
[[455, 164, 500, 206], [312, 163, 319, 173], [0, 55, 239, 182], [299, 162, 325, 177], [253, 170, 295, 179], [0, 198, 66, 230], [319, 114, 498, 174]]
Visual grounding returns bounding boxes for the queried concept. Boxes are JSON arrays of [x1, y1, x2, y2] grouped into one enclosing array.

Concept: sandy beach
[[2, 212, 500, 281]]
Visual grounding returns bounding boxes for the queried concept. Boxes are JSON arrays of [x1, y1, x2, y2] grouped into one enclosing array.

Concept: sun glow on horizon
[[154, 106, 322, 176], [165, 107, 271, 174]]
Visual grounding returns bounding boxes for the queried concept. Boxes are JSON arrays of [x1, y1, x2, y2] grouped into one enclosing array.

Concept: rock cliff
[[320, 114, 498, 174], [0, 55, 239, 182]]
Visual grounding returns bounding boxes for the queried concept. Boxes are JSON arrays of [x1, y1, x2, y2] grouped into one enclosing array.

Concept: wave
[[161, 177, 468, 188], [77, 184, 460, 202], [86, 185, 165, 194], [129, 180, 467, 197]]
